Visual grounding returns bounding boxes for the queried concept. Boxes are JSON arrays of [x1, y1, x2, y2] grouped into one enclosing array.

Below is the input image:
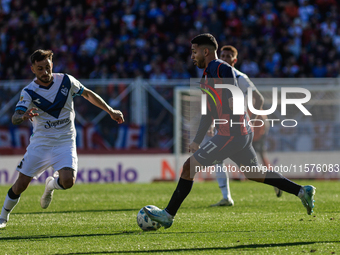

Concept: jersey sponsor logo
[[33, 98, 41, 104], [44, 117, 71, 129], [61, 86, 68, 96]]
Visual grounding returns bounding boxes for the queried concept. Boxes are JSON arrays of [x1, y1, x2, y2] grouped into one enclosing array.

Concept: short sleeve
[[218, 63, 234, 78], [237, 74, 255, 95], [68, 74, 85, 97], [217, 63, 236, 86], [15, 90, 32, 112]]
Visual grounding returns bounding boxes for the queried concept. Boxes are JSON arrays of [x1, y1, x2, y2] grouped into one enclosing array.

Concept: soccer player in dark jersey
[[143, 34, 315, 229], [210, 45, 282, 207]]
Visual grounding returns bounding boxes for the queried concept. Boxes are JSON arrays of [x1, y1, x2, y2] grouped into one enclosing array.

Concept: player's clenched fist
[[110, 109, 124, 124]]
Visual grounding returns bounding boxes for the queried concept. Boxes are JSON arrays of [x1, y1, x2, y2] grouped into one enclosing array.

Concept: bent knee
[[60, 178, 75, 189], [181, 157, 200, 180], [181, 159, 191, 179]]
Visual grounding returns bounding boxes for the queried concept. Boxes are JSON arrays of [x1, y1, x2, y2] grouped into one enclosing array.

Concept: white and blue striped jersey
[[15, 73, 84, 145], [233, 68, 255, 96]]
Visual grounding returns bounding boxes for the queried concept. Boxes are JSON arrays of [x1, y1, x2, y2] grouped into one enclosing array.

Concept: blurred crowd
[[1, 0, 340, 150], [1, 0, 340, 80]]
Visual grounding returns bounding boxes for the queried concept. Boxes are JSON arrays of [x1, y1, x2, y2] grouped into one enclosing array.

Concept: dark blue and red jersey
[[193, 59, 252, 144]]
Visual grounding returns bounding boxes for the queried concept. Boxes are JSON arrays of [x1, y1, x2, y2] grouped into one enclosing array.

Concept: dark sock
[[8, 187, 20, 199], [264, 171, 301, 196], [57, 178, 65, 189], [165, 178, 193, 216]]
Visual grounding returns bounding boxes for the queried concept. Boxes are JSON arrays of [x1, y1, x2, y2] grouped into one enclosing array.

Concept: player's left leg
[[41, 143, 77, 209], [41, 167, 76, 209]]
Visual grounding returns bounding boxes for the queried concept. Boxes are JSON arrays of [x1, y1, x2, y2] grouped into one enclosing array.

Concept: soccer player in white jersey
[[0, 49, 124, 228], [210, 45, 282, 207]]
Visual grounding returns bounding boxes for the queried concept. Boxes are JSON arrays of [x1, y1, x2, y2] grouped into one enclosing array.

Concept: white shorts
[[16, 143, 78, 178]]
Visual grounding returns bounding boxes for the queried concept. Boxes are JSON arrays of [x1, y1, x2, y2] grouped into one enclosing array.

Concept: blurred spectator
[[150, 66, 167, 81], [240, 59, 260, 77], [284, 1, 299, 20], [298, 0, 315, 27], [312, 58, 327, 77], [333, 28, 340, 53], [320, 17, 337, 37], [220, 0, 237, 14], [122, 7, 136, 31]]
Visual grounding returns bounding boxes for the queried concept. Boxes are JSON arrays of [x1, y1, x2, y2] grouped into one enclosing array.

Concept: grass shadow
[[0, 231, 139, 241], [54, 241, 340, 254], [12, 208, 140, 215]]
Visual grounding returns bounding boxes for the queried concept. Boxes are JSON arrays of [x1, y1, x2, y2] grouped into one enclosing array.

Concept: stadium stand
[[0, 0, 340, 151], [0, 0, 339, 80]]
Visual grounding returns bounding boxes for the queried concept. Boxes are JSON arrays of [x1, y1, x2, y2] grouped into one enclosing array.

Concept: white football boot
[[40, 177, 55, 209]]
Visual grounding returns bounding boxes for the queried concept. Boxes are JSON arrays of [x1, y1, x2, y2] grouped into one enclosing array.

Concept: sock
[[264, 171, 301, 196], [47, 177, 64, 191], [0, 188, 21, 221], [215, 163, 231, 200], [297, 188, 305, 198], [165, 178, 193, 216]]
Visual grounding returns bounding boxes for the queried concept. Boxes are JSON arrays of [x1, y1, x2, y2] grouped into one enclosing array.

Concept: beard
[[196, 59, 205, 69], [37, 75, 53, 84]]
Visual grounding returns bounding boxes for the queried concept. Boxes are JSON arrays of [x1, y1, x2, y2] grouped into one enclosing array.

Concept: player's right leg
[[143, 155, 201, 229], [1, 144, 52, 228], [255, 138, 283, 198], [0, 173, 32, 228], [231, 139, 316, 215], [41, 166, 76, 209], [144, 135, 245, 228]]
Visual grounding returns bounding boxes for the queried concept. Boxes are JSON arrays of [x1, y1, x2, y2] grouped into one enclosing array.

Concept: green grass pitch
[[0, 180, 339, 254]]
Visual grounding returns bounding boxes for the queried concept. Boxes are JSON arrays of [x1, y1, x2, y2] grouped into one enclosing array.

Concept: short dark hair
[[191, 33, 218, 51], [30, 49, 53, 64], [221, 45, 238, 58]]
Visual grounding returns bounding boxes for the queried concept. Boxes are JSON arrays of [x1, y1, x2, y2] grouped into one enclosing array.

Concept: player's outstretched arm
[[81, 88, 125, 124], [12, 108, 39, 125], [253, 89, 264, 111]]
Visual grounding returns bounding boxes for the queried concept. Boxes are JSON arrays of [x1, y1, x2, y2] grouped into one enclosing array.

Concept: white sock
[[1, 194, 20, 221], [215, 163, 231, 200], [47, 177, 64, 191]]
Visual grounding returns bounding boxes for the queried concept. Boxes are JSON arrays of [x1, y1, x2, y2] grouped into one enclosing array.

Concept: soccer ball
[[137, 205, 161, 231]]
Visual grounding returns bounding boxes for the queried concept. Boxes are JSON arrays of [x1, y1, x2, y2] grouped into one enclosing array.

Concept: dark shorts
[[194, 133, 258, 168], [253, 134, 266, 153]]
